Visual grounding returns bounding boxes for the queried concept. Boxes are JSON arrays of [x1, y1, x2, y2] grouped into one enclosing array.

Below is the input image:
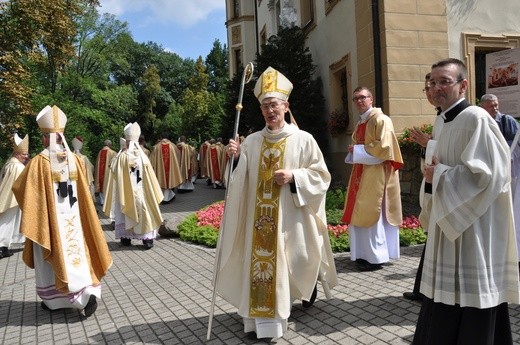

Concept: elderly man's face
[[481, 99, 499, 118], [14, 152, 29, 164], [260, 97, 289, 130]]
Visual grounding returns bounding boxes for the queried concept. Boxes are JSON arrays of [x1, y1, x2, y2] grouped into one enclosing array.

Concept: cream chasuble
[[342, 108, 403, 228], [150, 139, 182, 189], [104, 143, 163, 235], [214, 123, 338, 321]]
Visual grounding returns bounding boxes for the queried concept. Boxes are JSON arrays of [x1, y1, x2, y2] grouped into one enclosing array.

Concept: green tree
[[205, 39, 229, 94], [141, 64, 161, 131], [181, 57, 223, 142], [0, 0, 99, 160]]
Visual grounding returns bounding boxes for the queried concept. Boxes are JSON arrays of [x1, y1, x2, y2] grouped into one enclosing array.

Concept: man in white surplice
[[413, 58, 520, 344]]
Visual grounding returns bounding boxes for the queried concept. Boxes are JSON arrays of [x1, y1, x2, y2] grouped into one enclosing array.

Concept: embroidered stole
[[209, 146, 222, 181], [125, 148, 144, 232], [160, 143, 171, 186], [98, 149, 108, 191], [53, 176, 93, 293], [342, 122, 367, 224], [249, 137, 287, 318]]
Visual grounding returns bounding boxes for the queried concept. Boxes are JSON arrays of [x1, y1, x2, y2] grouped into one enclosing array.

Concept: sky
[[97, 0, 228, 60]]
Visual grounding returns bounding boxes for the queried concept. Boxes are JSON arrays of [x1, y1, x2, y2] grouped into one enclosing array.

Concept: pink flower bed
[[400, 215, 421, 230], [195, 202, 421, 236], [196, 201, 225, 229]]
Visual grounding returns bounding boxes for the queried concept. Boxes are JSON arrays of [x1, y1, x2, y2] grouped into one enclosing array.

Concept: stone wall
[[399, 146, 423, 216]]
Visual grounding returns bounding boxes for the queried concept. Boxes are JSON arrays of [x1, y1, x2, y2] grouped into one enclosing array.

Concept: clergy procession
[[1, 60, 520, 344]]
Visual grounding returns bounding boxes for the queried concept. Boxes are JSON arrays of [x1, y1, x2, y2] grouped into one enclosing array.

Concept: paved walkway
[[1, 179, 520, 344]]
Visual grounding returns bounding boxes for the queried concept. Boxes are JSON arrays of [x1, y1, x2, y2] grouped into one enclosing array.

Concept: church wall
[[225, 0, 520, 190]]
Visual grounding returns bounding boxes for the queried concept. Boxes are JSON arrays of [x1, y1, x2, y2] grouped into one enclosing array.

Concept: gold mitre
[[254, 66, 293, 103], [13, 133, 29, 154], [71, 136, 83, 151], [36, 105, 67, 133], [124, 122, 141, 142], [119, 137, 127, 150]]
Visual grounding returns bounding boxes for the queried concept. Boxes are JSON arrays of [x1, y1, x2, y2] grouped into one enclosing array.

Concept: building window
[[234, 49, 242, 75], [233, 0, 240, 19], [275, 1, 281, 32], [260, 26, 267, 48], [300, 0, 314, 29], [462, 33, 520, 103], [329, 54, 352, 134], [325, 0, 340, 15]]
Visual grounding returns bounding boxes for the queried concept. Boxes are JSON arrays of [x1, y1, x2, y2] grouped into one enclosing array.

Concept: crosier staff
[[206, 62, 254, 340]]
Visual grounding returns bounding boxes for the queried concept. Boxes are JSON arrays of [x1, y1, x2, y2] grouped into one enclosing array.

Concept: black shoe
[[0, 247, 12, 258], [0, 247, 13, 259], [247, 331, 257, 340], [41, 302, 51, 311], [120, 238, 131, 246], [110, 221, 115, 230], [302, 283, 318, 308], [403, 292, 422, 301], [357, 261, 383, 272], [158, 224, 176, 238], [142, 239, 154, 249], [84, 295, 98, 317]]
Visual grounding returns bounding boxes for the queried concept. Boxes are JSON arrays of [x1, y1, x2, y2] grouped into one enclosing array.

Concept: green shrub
[[399, 227, 427, 246], [328, 231, 350, 252], [177, 214, 218, 248], [326, 209, 344, 225], [325, 188, 346, 210]]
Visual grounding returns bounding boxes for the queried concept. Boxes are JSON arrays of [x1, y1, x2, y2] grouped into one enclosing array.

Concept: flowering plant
[[399, 215, 427, 245], [195, 201, 225, 229], [328, 224, 348, 237], [400, 215, 421, 230], [398, 123, 433, 150], [328, 109, 349, 136], [178, 199, 427, 251]]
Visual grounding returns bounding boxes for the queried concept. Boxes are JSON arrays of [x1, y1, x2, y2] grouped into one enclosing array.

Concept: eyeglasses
[[352, 95, 370, 102], [428, 78, 463, 88], [422, 87, 430, 93], [260, 101, 284, 111]]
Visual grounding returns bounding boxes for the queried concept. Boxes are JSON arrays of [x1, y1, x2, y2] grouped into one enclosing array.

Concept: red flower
[[400, 215, 422, 230], [196, 201, 225, 229], [327, 224, 349, 238]]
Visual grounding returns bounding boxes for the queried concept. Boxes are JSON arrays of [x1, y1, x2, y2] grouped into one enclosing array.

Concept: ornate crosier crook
[[206, 62, 254, 340]]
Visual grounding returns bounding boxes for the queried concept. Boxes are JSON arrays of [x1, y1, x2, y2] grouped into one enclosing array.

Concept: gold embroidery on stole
[[249, 138, 286, 318]]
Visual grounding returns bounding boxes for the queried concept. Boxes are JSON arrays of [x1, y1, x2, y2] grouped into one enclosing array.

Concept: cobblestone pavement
[[1, 179, 519, 344]]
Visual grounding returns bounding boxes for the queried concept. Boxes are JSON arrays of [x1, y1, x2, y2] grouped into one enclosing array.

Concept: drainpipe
[[371, 0, 383, 108], [255, 0, 260, 55]]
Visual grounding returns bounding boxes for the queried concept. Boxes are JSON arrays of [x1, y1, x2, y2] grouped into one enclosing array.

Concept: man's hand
[[410, 127, 430, 148], [424, 156, 439, 183], [226, 135, 240, 158], [273, 169, 294, 185]]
